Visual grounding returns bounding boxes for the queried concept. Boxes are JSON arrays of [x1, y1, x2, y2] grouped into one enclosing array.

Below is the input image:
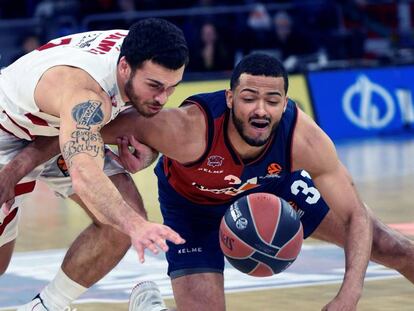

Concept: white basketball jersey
[[0, 29, 129, 140]]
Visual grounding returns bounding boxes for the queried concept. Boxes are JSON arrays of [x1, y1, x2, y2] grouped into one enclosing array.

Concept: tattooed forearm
[[62, 130, 105, 163], [62, 100, 106, 165]]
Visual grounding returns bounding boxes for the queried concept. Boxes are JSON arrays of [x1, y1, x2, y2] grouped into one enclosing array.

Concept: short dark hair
[[230, 53, 288, 94], [120, 18, 189, 70]]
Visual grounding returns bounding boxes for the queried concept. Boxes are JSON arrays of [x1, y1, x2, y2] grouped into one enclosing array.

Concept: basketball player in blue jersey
[[108, 53, 414, 311], [2, 53, 414, 310]]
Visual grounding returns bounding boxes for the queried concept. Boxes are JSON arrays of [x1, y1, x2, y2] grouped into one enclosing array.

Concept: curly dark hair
[[120, 18, 189, 71], [230, 53, 288, 94]]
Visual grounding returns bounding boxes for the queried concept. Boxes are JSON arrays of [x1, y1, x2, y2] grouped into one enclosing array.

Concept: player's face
[[227, 73, 288, 146], [124, 60, 184, 117]]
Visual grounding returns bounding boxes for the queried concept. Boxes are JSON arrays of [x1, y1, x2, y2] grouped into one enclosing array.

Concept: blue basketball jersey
[[155, 90, 298, 207], [154, 90, 329, 277]]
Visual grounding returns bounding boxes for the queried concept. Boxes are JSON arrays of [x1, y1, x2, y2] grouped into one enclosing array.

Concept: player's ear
[[225, 89, 233, 109], [118, 56, 131, 79], [283, 96, 289, 112]]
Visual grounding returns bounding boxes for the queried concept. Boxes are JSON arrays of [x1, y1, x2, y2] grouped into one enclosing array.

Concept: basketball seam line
[[246, 195, 281, 252], [224, 221, 292, 261]]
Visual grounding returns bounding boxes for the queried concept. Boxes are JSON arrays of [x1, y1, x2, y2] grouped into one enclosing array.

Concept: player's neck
[[116, 66, 129, 103]]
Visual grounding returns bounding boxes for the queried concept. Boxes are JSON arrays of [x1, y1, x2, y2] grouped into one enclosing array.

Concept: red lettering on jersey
[[105, 32, 127, 40], [37, 38, 72, 51], [97, 39, 116, 52]]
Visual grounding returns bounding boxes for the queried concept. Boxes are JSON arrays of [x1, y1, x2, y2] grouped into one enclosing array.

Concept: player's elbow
[[345, 203, 372, 234]]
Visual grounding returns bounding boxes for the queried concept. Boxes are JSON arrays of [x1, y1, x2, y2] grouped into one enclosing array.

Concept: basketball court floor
[[1, 135, 413, 310]]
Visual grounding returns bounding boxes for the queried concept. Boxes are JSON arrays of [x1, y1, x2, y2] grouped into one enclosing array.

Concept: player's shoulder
[[36, 66, 111, 110], [184, 90, 226, 104], [62, 29, 128, 41], [182, 90, 227, 118], [291, 109, 336, 172], [39, 65, 102, 92]]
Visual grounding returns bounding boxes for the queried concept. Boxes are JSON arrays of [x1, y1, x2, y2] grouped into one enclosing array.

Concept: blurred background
[[1, 0, 414, 141], [1, 0, 414, 73]]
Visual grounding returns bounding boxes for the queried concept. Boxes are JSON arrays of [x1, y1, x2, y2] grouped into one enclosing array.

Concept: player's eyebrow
[[240, 88, 282, 96], [147, 78, 182, 88]]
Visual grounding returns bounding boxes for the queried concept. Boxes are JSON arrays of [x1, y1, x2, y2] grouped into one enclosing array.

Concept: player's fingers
[[106, 148, 121, 163], [128, 135, 142, 150], [147, 242, 160, 255], [116, 138, 123, 153], [141, 238, 159, 254], [1, 204, 8, 215], [162, 228, 185, 244], [121, 136, 132, 155], [4, 199, 14, 213], [134, 244, 145, 263], [154, 238, 169, 252]]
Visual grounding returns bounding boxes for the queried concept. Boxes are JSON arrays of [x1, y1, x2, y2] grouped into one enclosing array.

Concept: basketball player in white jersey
[[0, 18, 187, 311]]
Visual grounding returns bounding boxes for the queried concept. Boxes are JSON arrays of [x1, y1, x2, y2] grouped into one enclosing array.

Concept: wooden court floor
[[4, 137, 414, 310]]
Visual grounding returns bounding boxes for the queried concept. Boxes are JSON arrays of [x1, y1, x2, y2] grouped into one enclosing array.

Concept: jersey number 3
[[290, 170, 321, 204]]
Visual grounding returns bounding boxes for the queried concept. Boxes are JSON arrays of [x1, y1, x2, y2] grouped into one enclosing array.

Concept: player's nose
[[254, 100, 267, 117], [154, 90, 168, 105]]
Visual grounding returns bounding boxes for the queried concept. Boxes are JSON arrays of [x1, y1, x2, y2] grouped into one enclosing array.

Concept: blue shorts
[[159, 170, 330, 279]]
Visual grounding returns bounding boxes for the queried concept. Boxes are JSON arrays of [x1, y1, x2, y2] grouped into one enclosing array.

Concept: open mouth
[[250, 119, 270, 129]]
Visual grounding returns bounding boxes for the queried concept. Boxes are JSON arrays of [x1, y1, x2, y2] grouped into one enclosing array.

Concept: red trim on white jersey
[[0, 207, 18, 235], [15, 181, 36, 197], [25, 113, 49, 127], [2, 111, 34, 140]]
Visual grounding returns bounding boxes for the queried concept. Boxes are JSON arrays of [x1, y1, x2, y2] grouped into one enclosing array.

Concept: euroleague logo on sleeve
[[57, 155, 69, 177]]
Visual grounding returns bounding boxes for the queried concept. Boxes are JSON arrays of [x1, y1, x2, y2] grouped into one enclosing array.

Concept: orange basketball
[[219, 193, 303, 277]]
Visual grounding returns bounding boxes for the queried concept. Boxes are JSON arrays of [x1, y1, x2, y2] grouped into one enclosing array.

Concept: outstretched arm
[[292, 110, 372, 310], [59, 94, 184, 261], [33, 67, 184, 262], [1, 101, 207, 214], [1, 102, 207, 207], [101, 104, 207, 164]]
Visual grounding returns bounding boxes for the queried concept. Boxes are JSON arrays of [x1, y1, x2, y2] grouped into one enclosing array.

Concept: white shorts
[[0, 130, 126, 247]]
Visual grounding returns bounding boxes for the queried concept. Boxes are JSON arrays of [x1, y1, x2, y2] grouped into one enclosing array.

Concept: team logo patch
[[207, 155, 224, 167], [57, 155, 69, 177], [267, 163, 282, 175]]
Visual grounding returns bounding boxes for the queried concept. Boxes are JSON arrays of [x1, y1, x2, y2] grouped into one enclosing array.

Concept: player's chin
[[146, 104, 164, 116], [140, 107, 161, 118], [248, 127, 271, 140], [245, 133, 270, 147]]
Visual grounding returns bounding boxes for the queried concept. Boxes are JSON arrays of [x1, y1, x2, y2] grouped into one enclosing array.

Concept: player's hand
[[322, 295, 358, 311], [0, 170, 16, 215], [108, 135, 159, 173], [130, 221, 185, 263]]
